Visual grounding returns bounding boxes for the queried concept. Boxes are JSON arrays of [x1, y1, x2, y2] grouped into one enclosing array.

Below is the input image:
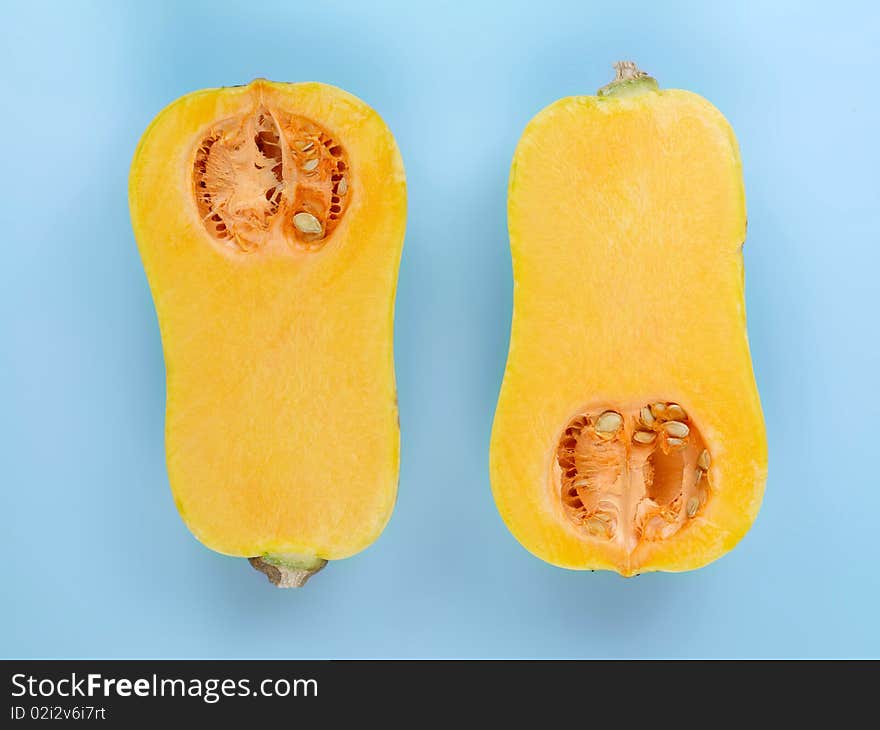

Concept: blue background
[[2, 0, 878, 659]]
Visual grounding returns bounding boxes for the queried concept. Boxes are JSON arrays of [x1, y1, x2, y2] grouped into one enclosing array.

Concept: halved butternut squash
[[490, 63, 767, 575], [129, 80, 406, 586]]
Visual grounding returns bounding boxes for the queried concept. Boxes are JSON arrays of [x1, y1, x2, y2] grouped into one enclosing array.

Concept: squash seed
[[663, 421, 690, 439], [302, 158, 319, 172], [639, 406, 655, 427], [686, 497, 700, 518], [633, 430, 657, 445], [595, 410, 623, 437], [295, 140, 314, 151], [697, 449, 711, 471], [293, 211, 322, 235], [665, 403, 687, 421], [336, 177, 348, 195], [650, 402, 667, 420], [666, 437, 686, 450]]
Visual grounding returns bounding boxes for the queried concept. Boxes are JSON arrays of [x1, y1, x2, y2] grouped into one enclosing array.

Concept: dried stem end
[[598, 60, 659, 98], [249, 553, 328, 588]]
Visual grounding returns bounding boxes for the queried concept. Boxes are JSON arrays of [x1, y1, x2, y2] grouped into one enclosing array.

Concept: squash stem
[[598, 61, 659, 98], [249, 553, 328, 588]]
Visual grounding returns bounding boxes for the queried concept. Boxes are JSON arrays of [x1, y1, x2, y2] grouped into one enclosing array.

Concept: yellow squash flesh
[[129, 81, 406, 572], [490, 69, 767, 575]]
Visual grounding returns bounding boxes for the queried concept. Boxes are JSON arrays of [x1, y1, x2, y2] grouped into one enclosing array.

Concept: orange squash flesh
[[490, 64, 767, 575], [129, 81, 406, 583]]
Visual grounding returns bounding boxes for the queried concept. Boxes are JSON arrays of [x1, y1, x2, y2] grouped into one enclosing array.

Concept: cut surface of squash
[[129, 80, 406, 585], [490, 63, 767, 575]]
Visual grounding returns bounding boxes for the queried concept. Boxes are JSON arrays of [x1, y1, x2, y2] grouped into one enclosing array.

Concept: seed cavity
[[192, 107, 352, 253], [556, 400, 711, 555]]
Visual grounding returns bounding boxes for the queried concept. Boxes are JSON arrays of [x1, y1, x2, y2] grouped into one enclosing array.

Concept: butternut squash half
[[129, 80, 406, 586], [490, 63, 767, 576]]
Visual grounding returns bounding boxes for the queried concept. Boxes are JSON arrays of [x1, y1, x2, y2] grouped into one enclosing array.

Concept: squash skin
[[490, 84, 767, 575], [129, 81, 406, 562]]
